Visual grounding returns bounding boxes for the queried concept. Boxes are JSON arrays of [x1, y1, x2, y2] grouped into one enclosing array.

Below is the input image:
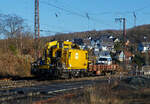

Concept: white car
[[97, 57, 112, 65]]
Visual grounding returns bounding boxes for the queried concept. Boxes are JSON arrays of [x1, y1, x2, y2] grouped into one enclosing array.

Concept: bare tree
[[0, 14, 8, 52], [0, 14, 25, 51], [2, 14, 24, 38], [0, 14, 4, 36]]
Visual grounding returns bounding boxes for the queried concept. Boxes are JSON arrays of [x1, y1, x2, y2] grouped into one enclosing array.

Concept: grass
[[49, 82, 124, 104], [0, 52, 32, 78], [51, 80, 150, 104]]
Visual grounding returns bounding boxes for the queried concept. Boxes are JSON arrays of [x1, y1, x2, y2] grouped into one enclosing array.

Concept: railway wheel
[[79, 72, 84, 78], [60, 73, 70, 79]]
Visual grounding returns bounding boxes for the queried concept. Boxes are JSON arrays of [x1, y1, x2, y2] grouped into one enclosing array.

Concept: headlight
[[32, 63, 37, 66], [69, 64, 72, 67]]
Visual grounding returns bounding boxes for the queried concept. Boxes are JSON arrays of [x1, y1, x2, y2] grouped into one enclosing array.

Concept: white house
[[116, 51, 133, 62], [99, 41, 114, 52], [117, 51, 125, 62], [142, 66, 150, 75], [113, 38, 120, 43], [138, 42, 150, 53]]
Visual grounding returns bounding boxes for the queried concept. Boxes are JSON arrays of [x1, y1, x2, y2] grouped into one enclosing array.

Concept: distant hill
[[42, 24, 150, 44], [127, 24, 150, 43]]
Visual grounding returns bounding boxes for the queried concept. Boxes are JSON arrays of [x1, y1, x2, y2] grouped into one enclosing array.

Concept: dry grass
[[0, 52, 32, 78], [53, 82, 125, 104], [79, 84, 124, 104], [52, 80, 150, 104]]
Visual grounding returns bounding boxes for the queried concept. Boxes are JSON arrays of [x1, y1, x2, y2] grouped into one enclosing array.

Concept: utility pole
[[144, 36, 149, 66], [86, 13, 90, 31], [115, 18, 126, 69], [115, 18, 126, 43], [123, 18, 126, 40], [133, 12, 136, 27], [35, 0, 40, 59]]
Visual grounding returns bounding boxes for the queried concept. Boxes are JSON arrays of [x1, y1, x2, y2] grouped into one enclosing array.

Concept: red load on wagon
[[88, 64, 120, 75]]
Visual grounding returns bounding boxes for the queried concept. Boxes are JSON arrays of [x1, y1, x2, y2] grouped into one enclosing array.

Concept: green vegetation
[[114, 42, 124, 51], [9, 45, 17, 55], [132, 53, 145, 68]]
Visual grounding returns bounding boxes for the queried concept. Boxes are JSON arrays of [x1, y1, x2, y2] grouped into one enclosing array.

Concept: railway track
[[0, 75, 106, 90], [0, 80, 34, 89], [0, 75, 147, 104], [0, 76, 109, 104]]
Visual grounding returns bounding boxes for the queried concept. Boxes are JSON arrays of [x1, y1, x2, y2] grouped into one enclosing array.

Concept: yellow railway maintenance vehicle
[[31, 41, 89, 78]]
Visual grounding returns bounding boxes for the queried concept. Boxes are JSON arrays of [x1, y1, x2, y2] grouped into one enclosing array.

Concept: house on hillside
[[90, 39, 97, 47], [94, 47, 100, 56], [99, 34, 115, 52], [113, 38, 120, 43], [73, 38, 87, 49], [99, 51, 111, 58], [90, 40, 114, 55], [142, 65, 150, 75], [73, 38, 84, 46], [99, 34, 112, 40], [124, 51, 133, 63], [116, 51, 133, 62], [138, 42, 150, 53], [99, 41, 114, 52], [116, 51, 125, 62], [89, 34, 118, 55]]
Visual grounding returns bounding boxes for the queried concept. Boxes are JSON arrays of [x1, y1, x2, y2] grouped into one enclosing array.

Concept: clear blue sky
[[0, 0, 150, 36]]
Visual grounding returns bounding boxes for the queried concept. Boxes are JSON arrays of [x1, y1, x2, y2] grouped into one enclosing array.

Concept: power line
[[87, 3, 150, 16], [26, 19, 75, 34], [40, 1, 114, 28], [40, 29, 72, 34], [19, 0, 150, 32], [40, 29, 62, 34], [40, 1, 86, 18], [134, 4, 150, 13]]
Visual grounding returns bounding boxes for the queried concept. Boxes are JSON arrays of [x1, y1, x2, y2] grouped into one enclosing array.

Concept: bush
[[9, 45, 17, 55], [0, 53, 32, 78], [132, 53, 145, 67]]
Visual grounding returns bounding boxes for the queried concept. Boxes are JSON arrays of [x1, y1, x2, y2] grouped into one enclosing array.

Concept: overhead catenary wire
[[88, 2, 150, 16], [40, 0, 114, 28], [31, 0, 150, 32], [17, 0, 150, 34], [134, 4, 150, 13], [40, 1, 86, 18], [25, 17, 74, 34], [40, 29, 73, 34]]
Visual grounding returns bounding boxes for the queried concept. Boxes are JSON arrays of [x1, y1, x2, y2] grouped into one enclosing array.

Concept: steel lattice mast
[[34, 0, 40, 58]]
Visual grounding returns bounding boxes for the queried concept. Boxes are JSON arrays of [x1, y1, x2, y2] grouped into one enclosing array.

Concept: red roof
[[124, 51, 132, 58]]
